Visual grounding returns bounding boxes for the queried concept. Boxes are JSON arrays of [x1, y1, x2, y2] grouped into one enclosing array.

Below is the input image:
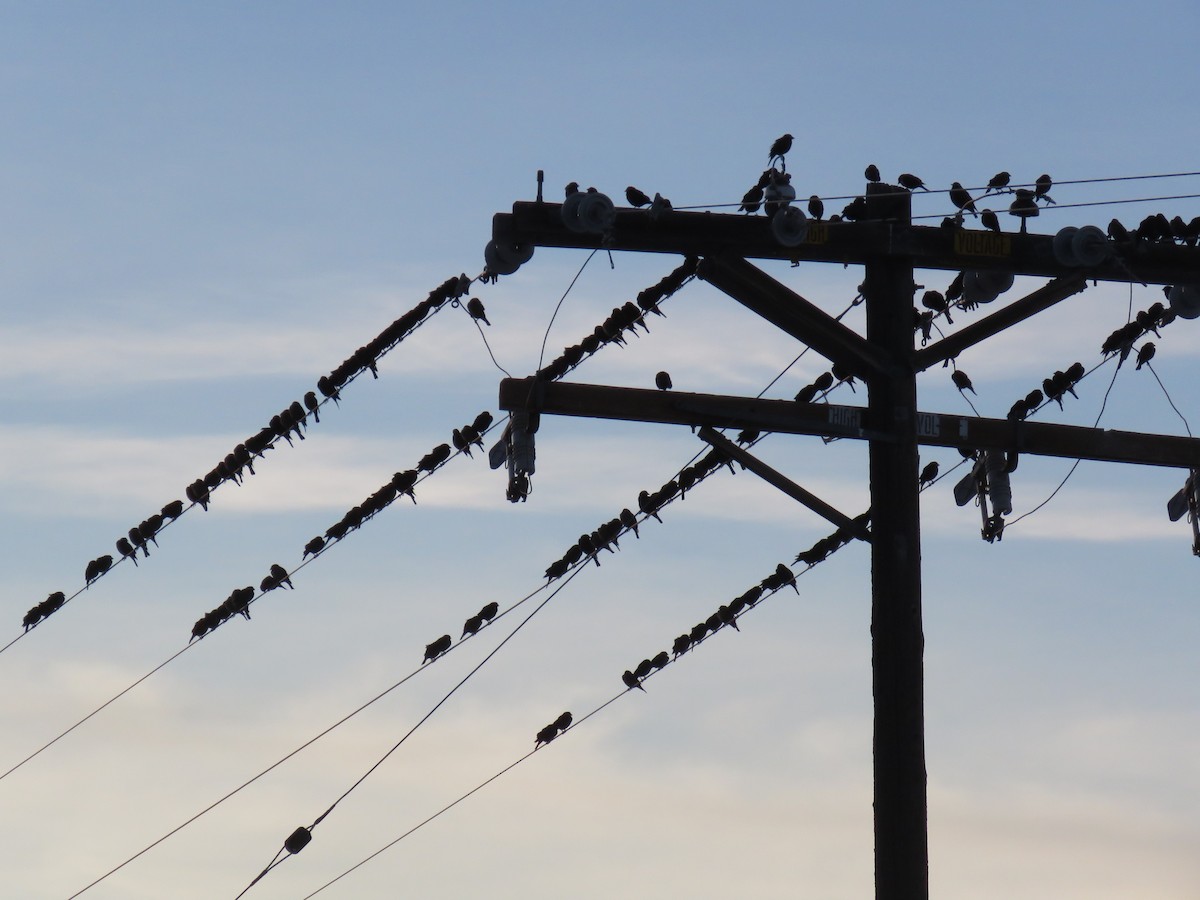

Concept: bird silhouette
[[655, 371, 672, 390], [564, 182, 579, 197], [951, 369, 975, 394], [302, 536, 325, 559], [622, 669, 646, 692], [672, 634, 692, 657], [466, 297, 490, 326], [619, 507, 640, 538], [84, 555, 113, 586], [864, 164, 881, 183], [919, 461, 939, 488], [795, 383, 819, 403], [986, 172, 1011, 193], [1034, 174, 1055, 205], [625, 186, 652, 208], [949, 182, 978, 217], [768, 133, 793, 167], [303, 391, 321, 423], [553, 711, 573, 731], [898, 173, 928, 191], [462, 614, 484, 638], [269, 563, 293, 590], [423, 634, 452, 664], [418, 444, 451, 472], [980, 210, 1000, 234], [161, 499, 185, 520], [638, 489, 663, 522], [478, 601, 499, 622], [739, 184, 764, 214], [116, 536, 139, 566], [807, 195, 824, 220], [1136, 342, 1156, 370]]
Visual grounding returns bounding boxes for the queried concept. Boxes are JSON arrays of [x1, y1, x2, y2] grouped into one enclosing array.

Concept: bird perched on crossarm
[[655, 371, 673, 390], [625, 186, 651, 208]]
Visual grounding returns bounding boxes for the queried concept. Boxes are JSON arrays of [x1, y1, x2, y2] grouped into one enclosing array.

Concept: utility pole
[[489, 183, 1200, 900], [860, 184, 927, 896]]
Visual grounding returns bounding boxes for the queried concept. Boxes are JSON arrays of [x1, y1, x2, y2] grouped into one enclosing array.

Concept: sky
[[2, 2, 1199, 897]]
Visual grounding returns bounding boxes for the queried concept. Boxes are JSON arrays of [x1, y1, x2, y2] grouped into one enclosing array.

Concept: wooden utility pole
[[490, 184, 1200, 900], [860, 184, 928, 896]]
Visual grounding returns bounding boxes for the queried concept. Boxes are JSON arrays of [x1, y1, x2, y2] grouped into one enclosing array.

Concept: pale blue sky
[[2, 3, 1199, 898]]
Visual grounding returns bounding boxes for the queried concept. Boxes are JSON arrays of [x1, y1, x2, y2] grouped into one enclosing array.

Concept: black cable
[[675, 169, 1200, 211], [537, 249, 599, 372], [0, 418, 501, 787], [1006, 357, 1122, 530], [1, 276, 479, 658], [238, 561, 592, 896], [299, 538, 865, 898], [1145, 360, 1194, 438]]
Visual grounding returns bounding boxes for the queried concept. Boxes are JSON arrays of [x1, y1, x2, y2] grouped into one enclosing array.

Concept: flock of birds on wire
[[12, 133, 1200, 900]]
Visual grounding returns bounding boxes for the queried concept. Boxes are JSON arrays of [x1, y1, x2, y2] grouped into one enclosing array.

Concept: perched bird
[[564, 181, 579, 197], [269, 563, 293, 590], [655, 370, 673, 390], [302, 536, 325, 559], [897, 173, 928, 191], [1136, 342, 1156, 370], [116, 536, 139, 567], [807, 195, 824, 220], [919, 461, 939, 488], [553, 711, 573, 731], [534, 724, 559, 748], [478, 601, 499, 622], [864, 164, 881, 183], [417, 443, 451, 472], [637, 489, 663, 523], [949, 182, 978, 217], [1034, 174, 1055, 204], [648, 192, 673, 218], [951, 369, 975, 394], [84, 555, 113, 586], [768, 133, 793, 166], [1007, 398, 1031, 421], [625, 186, 652, 208], [461, 614, 484, 638], [466, 297, 490, 326], [303, 390, 321, 423], [738, 184, 764, 214], [921, 290, 951, 323], [812, 371, 834, 392], [619, 507, 640, 538], [621, 669, 646, 692], [672, 634, 692, 657], [423, 634, 452, 664], [986, 172, 1011, 193], [794, 383, 819, 403], [980, 209, 1000, 234], [161, 499, 185, 520]]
